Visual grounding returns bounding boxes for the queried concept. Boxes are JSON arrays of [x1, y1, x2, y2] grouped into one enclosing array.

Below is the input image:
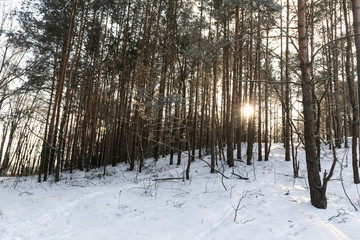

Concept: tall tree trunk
[[330, 1, 342, 148], [246, 8, 254, 166], [228, 6, 239, 167], [211, 21, 219, 173], [39, 40, 59, 182], [191, 0, 203, 163], [130, 0, 151, 172], [298, 0, 327, 208], [352, 0, 360, 171], [345, 0, 360, 183], [237, 8, 244, 160], [256, 12, 262, 162], [284, 0, 291, 161], [54, 0, 80, 181], [264, 29, 270, 161]]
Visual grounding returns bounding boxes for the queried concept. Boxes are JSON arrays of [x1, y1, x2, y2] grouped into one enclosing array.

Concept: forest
[[3, 0, 360, 238], [1, 0, 360, 219]]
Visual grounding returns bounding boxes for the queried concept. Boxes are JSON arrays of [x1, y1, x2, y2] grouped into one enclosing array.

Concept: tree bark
[[285, 0, 291, 161], [346, 0, 360, 183], [298, 0, 327, 208]]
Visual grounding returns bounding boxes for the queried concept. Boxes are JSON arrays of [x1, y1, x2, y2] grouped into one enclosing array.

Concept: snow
[[1, 143, 360, 240]]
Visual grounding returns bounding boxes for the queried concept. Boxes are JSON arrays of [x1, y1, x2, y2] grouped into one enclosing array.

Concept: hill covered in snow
[[1, 143, 360, 239]]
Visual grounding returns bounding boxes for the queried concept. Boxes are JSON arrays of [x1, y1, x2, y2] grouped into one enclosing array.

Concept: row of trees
[[0, 0, 360, 208]]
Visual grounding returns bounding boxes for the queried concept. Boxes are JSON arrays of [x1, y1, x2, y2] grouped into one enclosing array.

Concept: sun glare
[[243, 104, 254, 118]]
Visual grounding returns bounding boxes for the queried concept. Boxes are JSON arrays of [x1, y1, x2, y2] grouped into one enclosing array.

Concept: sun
[[243, 104, 254, 118]]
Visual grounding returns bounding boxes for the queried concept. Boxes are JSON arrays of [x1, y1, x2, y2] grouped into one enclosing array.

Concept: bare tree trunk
[[330, 0, 342, 148], [284, 0, 291, 161], [298, 0, 327, 208], [237, 8, 244, 161], [256, 12, 262, 162], [352, 0, 360, 173], [38, 42, 58, 181], [265, 29, 270, 161], [228, 6, 239, 167], [345, 0, 360, 183], [54, 0, 79, 181], [246, 8, 254, 166], [191, 0, 203, 163], [211, 21, 219, 173], [130, 0, 151, 172]]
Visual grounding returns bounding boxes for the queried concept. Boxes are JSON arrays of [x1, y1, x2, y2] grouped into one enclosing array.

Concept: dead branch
[[231, 172, 249, 180], [153, 177, 184, 181], [234, 191, 248, 222]]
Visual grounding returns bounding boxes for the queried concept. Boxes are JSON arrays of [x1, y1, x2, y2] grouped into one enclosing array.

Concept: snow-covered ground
[[1, 143, 360, 240]]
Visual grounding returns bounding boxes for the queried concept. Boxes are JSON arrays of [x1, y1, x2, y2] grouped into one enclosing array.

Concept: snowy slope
[[1, 143, 360, 240]]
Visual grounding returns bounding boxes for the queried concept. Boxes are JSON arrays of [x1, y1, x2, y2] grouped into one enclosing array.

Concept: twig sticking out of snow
[[356, 185, 360, 208], [118, 190, 122, 210], [328, 208, 348, 221], [339, 149, 358, 211], [234, 191, 248, 222]]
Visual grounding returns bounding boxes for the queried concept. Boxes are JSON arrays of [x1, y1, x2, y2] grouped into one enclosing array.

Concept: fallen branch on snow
[[231, 172, 249, 180], [153, 177, 184, 181]]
